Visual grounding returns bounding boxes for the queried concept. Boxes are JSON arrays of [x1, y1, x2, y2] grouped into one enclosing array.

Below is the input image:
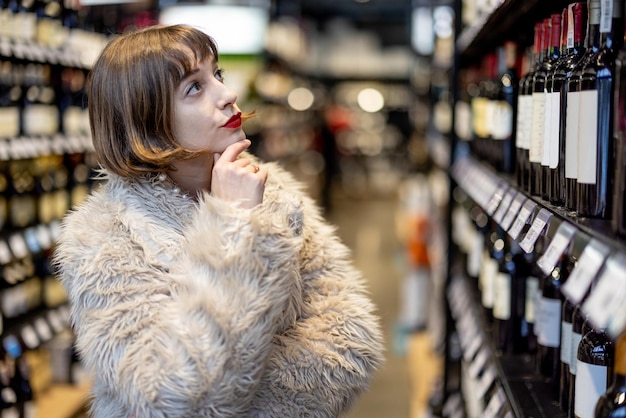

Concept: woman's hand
[[211, 139, 267, 208]]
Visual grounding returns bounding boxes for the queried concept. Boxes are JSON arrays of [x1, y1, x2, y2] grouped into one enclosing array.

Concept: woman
[[53, 24, 384, 417]]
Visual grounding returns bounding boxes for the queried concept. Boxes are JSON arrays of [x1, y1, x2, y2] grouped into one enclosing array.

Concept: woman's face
[[172, 56, 245, 153]]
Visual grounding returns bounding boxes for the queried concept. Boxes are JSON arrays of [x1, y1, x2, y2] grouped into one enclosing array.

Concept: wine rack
[[440, 0, 626, 416]]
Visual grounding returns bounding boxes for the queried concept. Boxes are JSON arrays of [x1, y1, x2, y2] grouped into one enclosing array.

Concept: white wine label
[[565, 91, 581, 179], [21, 325, 39, 349], [525, 277, 539, 324], [561, 321, 573, 364], [483, 386, 506, 418], [494, 189, 515, 225], [562, 239, 611, 304], [577, 90, 599, 184], [538, 298, 562, 348], [493, 273, 512, 320], [542, 90, 553, 167], [530, 91, 547, 163], [481, 258, 498, 309], [567, 5, 575, 48], [583, 254, 626, 331], [575, 361, 607, 418], [509, 199, 537, 240], [501, 192, 525, 231], [8, 233, 28, 259], [570, 331, 583, 374], [467, 233, 484, 278], [548, 91, 561, 168], [600, 0, 613, 33], [520, 208, 553, 253], [537, 222, 577, 276], [516, 95, 532, 148]]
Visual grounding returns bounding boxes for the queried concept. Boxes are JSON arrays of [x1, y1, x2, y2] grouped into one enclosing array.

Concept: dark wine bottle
[[566, 0, 601, 212], [561, 296, 577, 411], [530, 19, 551, 196], [594, 332, 626, 417], [574, 322, 614, 418], [541, 13, 563, 201], [538, 251, 573, 401], [550, 3, 588, 206], [612, 11, 626, 236], [577, 0, 624, 218], [493, 41, 519, 174], [517, 45, 534, 190]]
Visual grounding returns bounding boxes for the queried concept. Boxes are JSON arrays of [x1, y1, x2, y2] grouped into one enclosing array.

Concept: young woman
[[53, 24, 384, 417]]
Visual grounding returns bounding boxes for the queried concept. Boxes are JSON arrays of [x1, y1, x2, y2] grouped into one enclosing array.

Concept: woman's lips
[[222, 113, 242, 129]]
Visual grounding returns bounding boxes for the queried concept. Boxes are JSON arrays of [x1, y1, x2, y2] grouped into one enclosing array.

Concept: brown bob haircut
[[87, 24, 221, 178]]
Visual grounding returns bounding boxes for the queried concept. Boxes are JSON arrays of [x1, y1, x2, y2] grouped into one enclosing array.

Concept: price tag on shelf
[[483, 386, 506, 418], [508, 199, 537, 240], [536, 222, 577, 276], [501, 192, 525, 231], [582, 254, 626, 331], [463, 334, 483, 363], [562, 239, 611, 304], [486, 184, 508, 216], [468, 347, 490, 379], [493, 189, 515, 225], [519, 208, 553, 253], [476, 364, 498, 399]]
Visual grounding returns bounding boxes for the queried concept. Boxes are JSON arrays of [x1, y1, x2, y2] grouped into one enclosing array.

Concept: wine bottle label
[[542, 90, 553, 166], [577, 90, 599, 184], [565, 91, 581, 179], [517, 95, 533, 150], [23, 104, 59, 137], [493, 273, 512, 320], [472, 96, 489, 138], [0, 107, 19, 139], [467, 234, 484, 278], [570, 331, 583, 374], [525, 277, 539, 324], [481, 258, 497, 309], [574, 361, 607, 418], [530, 92, 546, 162], [538, 298, 562, 347], [63, 106, 84, 136], [455, 101, 472, 141], [561, 321, 572, 364], [600, 0, 613, 33], [548, 91, 561, 168], [567, 5, 575, 48], [491, 100, 513, 140]]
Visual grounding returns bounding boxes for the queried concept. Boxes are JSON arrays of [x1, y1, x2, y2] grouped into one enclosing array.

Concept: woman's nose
[[217, 83, 238, 108]]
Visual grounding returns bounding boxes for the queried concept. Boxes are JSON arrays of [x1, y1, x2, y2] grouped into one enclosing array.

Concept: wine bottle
[[561, 296, 577, 411], [612, 11, 626, 236], [550, 3, 588, 206], [541, 13, 563, 201], [577, 0, 624, 218], [575, 322, 614, 418], [517, 45, 534, 190], [594, 332, 626, 417], [566, 0, 600, 212], [493, 41, 518, 174], [538, 251, 573, 401], [530, 19, 551, 196]]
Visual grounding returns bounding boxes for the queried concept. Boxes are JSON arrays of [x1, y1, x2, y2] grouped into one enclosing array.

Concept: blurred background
[[0, 0, 457, 417]]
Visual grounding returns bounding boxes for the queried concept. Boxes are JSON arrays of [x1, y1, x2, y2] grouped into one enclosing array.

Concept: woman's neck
[[167, 154, 213, 197]]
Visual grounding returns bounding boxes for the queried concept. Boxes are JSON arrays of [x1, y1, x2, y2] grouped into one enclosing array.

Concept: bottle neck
[[614, 333, 626, 376], [587, 0, 602, 50]]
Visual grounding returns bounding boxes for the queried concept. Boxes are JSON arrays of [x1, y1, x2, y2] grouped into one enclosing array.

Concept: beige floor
[[326, 193, 443, 418]]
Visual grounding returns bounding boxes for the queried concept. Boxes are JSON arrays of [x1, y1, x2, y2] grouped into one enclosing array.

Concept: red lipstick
[[222, 112, 242, 129]]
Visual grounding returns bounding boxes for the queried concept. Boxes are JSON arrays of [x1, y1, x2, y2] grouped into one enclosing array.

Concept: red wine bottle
[[541, 13, 563, 201], [577, 0, 624, 218], [594, 332, 626, 417], [612, 14, 626, 236], [550, 3, 588, 206], [574, 322, 614, 418], [493, 41, 519, 174], [517, 46, 534, 190], [566, 0, 601, 212], [530, 19, 551, 196], [561, 296, 576, 411]]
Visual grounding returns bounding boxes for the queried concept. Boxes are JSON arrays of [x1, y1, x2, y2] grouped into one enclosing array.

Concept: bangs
[[162, 27, 219, 83]]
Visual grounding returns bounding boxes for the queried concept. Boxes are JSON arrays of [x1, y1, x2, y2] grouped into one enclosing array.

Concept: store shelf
[[456, 0, 574, 66]]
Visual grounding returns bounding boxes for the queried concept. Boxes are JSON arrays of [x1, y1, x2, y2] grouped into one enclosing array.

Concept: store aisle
[[325, 192, 413, 418]]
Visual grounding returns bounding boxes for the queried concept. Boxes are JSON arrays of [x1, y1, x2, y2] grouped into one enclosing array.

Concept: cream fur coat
[[54, 159, 385, 418]]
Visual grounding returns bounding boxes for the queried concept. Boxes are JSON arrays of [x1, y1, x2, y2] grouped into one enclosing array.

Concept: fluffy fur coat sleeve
[[53, 161, 384, 418]]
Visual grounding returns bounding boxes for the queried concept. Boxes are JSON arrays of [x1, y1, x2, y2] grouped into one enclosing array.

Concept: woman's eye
[[186, 81, 202, 95], [214, 68, 224, 82]]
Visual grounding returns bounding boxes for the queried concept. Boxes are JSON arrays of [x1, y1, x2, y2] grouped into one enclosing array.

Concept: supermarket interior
[[3, 0, 626, 416]]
